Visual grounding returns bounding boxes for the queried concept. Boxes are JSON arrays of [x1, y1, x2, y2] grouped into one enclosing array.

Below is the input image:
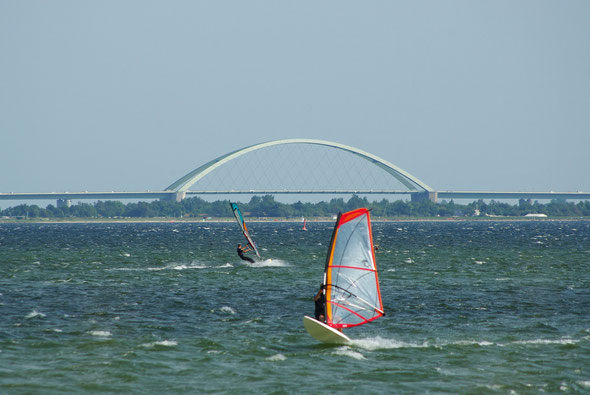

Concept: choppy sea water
[[1, 220, 589, 393]]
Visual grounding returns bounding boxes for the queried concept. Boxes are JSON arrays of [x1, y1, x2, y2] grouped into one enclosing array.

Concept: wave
[[25, 310, 46, 319], [88, 330, 112, 337], [352, 336, 430, 350], [140, 340, 178, 348], [219, 306, 236, 315], [332, 346, 366, 360], [266, 353, 287, 361], [243, 259, 289, 268], [511, 338, 578, 346], [148, 263, 208, 271], [110, 262, 209, 271], [350, 336, 581, 350]]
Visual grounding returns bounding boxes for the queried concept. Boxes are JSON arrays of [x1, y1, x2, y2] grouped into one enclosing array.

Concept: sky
[[1, 1, 589, 208]]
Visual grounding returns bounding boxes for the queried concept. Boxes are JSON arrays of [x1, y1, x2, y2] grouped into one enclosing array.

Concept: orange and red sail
[[323, 208, 384, 329]]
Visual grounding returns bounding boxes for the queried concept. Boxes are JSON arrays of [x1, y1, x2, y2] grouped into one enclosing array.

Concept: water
[[1, 220, 589, 393]]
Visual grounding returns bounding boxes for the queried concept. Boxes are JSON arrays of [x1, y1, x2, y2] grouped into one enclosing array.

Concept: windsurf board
[[303, 315, 351, 345]]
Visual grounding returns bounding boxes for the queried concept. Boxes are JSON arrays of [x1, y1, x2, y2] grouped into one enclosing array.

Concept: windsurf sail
[[230, 202, 261, 259], [323, 208, 384, 329]]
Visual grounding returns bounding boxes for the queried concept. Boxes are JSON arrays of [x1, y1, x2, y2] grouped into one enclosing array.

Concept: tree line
[[2, 195, 590, 219]]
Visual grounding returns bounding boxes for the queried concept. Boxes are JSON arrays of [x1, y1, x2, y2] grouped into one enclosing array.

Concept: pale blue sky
[[1, 1, 589, 207]]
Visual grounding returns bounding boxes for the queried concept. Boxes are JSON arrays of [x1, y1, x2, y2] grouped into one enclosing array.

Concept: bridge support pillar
[[172, 191, 186, 202], [411, 191, 438, 203], [161, 192, 185, 202]]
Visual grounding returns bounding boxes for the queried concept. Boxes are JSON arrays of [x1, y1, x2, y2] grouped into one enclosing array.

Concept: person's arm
[[314, 288, 323, 301]]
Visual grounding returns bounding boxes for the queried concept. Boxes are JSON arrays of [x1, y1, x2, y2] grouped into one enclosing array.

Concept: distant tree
[[346, 195, 369, 211], [390, 200, 410, 216], [328, 198, 346, 215], [182, 197, 210, 216], [95, 200, 126, 217], [9, 204, 43, 218], [152, 200, 184, 217], [125, 202, 154, 217], [578, 201, 590, 216], [2, 194, 590, 219], [71, 203, 97, 218]]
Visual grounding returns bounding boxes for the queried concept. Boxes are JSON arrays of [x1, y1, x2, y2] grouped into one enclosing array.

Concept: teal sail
[[230, 202, 261, 259]]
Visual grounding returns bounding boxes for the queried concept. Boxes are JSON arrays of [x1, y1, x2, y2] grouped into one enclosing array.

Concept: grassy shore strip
[[1, 216, 588, 224]]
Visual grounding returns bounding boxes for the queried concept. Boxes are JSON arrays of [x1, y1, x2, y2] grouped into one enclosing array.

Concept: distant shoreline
[[1, 216, 588, 224]]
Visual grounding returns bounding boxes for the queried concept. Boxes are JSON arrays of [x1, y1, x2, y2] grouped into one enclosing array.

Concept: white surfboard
[[303, 316, 351, 345]]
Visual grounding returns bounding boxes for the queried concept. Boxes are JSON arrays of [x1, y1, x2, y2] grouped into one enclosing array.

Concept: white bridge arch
[[165, 138, 434, 194], [3, 139, 589, 205]]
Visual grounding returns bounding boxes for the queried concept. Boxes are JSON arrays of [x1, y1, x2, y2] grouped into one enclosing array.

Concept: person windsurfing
[[314, 284, 326, 322], [313, 283, 344, 332], [237, 243, 255, 263]]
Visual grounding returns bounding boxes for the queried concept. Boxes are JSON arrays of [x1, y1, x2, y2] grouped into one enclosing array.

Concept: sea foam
[[244, 259, 289, 268], [89, 330, 112, 337], [512, 338, 578, 346], [149, 262, 207, 271], [266, 353, 287, 361], [25, 310, 46, 319], [220, 306, 236, 315], [353, 336, 429, 350], [333, 346, 365, 360], [141, 340, 178, 348]]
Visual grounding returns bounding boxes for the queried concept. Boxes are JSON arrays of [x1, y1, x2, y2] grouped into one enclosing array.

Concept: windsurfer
[[237, 243, 255, 263], [314, 284, 326, 322], [315, 285, 344, 332]]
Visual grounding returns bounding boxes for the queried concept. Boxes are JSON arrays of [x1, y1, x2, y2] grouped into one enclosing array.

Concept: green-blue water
[[1, 220, 589, 393]]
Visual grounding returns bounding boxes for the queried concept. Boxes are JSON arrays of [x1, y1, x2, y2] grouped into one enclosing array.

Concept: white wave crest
[[111, 262, 208, 271], [244, 259, 289, 268], [266, 354, 287, 361], [149, 263, 207, 271], [333, 346, 365, 360], [453, 340, 494, 347], [512, 338, 578, 346], [353, 336, 429, 350], [220, 306, 236, 315], [89, 330, 112, 337], [25, 310, 46, 319], [141, 340, 178, 348]]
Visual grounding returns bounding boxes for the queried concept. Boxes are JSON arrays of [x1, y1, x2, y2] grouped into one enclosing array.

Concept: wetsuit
[[237, 246, 255, 263], [314, 292, 325, 321]]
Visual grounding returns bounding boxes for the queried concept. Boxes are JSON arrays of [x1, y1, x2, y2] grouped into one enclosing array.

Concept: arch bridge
[[166, 138, 436, 201], [2, 139, 590, 205]]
